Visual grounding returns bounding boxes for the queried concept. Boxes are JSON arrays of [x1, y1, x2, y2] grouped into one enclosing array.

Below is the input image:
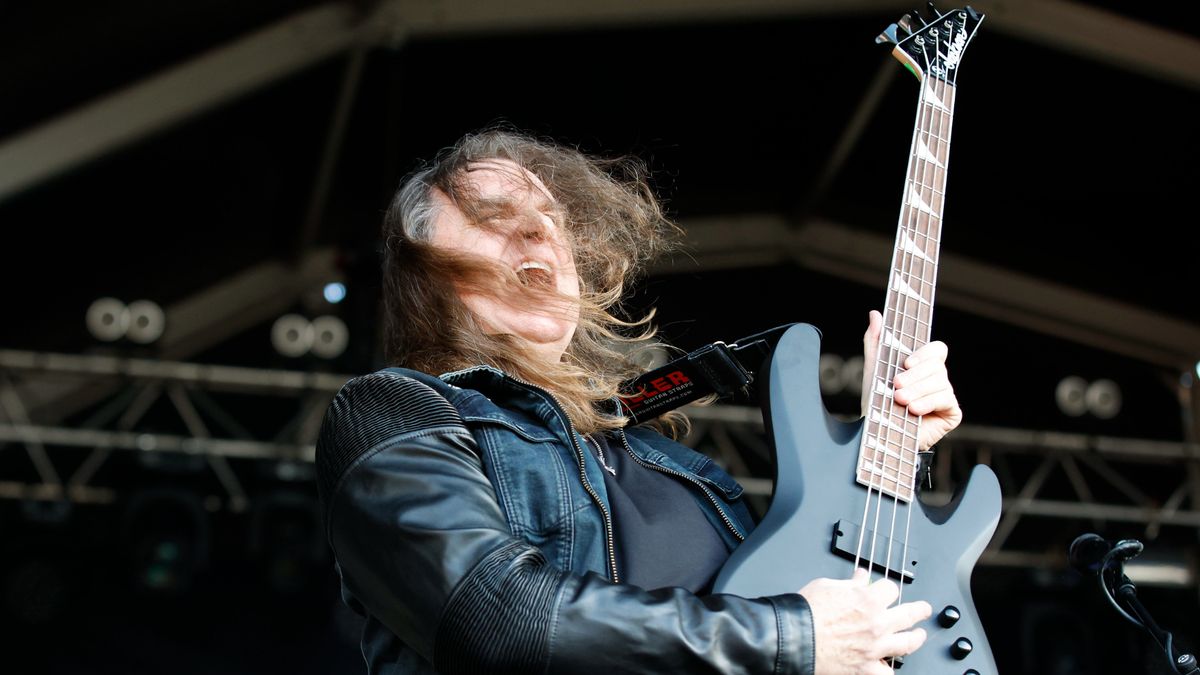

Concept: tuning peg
[[876, 23, 901, 45]]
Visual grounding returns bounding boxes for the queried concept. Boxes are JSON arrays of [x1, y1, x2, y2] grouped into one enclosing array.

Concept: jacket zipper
[[616, 428, 746, 543], [444, 367, 621, 583]]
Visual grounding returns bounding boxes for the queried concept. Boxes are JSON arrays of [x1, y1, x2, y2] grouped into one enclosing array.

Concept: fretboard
[[857, 78, 957, 502]]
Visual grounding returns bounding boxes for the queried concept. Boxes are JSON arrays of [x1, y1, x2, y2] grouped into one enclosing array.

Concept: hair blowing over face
[[380, 129, 682, 435]]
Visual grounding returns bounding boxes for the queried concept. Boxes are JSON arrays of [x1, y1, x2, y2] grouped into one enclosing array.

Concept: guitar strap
[[617, 323, 798, 424]]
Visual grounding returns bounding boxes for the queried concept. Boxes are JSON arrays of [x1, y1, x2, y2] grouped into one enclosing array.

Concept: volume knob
[[938, 605, 961, 628], [951, 638, 973, 660]]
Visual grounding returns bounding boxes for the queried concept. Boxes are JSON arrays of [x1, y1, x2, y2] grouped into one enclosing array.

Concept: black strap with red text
[[617, 323, 796, 424]]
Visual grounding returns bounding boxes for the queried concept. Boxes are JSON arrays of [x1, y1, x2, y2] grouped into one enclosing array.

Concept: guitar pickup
[[831, 520, 918, 583]]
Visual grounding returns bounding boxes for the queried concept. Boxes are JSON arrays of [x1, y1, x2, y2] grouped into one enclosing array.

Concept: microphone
[[1069, 533, 1111, 574], [1109, 539, 1144, 563], [1069, 533, 1144, 575]]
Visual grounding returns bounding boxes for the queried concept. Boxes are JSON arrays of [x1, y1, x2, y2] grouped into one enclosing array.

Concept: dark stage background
[[1, 1, 1198, 673]]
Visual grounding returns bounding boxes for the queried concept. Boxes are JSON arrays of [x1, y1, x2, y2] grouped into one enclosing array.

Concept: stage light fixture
[[126, 299, 165, 344], [310, 315, 349, 359], [323, 282, 346, 304], [1085, 379, 1122, 419], [819, 354, 844, 394], [1055, 376, 1088, 417], [271, 314, 314, 358], [86, 297, 129, 342], [843, 356, 864, 396]]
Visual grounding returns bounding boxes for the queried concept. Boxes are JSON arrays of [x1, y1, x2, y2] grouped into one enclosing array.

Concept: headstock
[[877, 3, 985, 84]]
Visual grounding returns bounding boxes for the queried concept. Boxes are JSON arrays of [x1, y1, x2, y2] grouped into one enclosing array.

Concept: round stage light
[[819, 354, 844, 395], [86, 297, 129, 342], [310, 315, 349, 359], [843, 356, 865, 396], [1055, 376, 1088, 417], [1085, 379, 1122, 419], [126, 300, 165, 344], [323, 282, 346, 304], [271, 314, 314, 358]]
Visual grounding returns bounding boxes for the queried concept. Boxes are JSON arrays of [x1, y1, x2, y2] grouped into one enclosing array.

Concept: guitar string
[[852, 24, 971, 675], [892, 24, 951, 621], [858, 14, 979, 671], [895, 19, 974, 626], [875, 30, 943, 674], [851, 27, 935, 581], [882, 34, 938, 599], [858, 21, 954, 673], [851, 73, 926, 577]]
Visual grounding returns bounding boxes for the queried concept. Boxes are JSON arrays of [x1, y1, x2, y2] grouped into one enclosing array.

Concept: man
[[316, 129, 959, 674]]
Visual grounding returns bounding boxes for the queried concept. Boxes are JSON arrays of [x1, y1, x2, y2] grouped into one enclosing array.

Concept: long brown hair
[[380, 128, 683, 435]]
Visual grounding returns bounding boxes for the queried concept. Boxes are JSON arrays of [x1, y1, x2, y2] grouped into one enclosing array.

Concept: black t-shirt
[[587, 432, 732, 593]]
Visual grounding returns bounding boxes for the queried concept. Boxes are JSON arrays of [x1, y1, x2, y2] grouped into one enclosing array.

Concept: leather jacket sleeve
[[316, 371, 816, 675]]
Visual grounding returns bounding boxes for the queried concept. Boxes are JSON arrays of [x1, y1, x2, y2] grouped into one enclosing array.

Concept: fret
[[866, 429, 920, 455], [859, 460, 918, 483], [907, 177, 947, 192], [899, 226, 942, 244], [868, 409, 920, 432], [899, 204, 944, 220], [867, 397, 923, 424], [878, 325, 921, 352], [872, 425, 921, 447], [892, 267, 934, 285], [880, 321, 924, 347], [896, 242, 939, 265], [859, 455, 918, 479], [892, 281, 936, 305], [864, 446, 916, 473], [912, 129, 951, 144], [891, 270, 934, 289], [864, 428, 921, 451], [862, 438, 918, 467], [885, 302, 932, 329], [906, 181, 946, 197], [872, 430, 920, 452], [903, 192, 945, 209]]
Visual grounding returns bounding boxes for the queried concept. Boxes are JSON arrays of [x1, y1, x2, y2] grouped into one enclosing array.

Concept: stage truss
[[2, 349, 1197, 578]]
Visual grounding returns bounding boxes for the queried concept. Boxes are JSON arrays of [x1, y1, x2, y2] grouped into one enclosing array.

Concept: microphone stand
[[1096, 543, 1199, 674]]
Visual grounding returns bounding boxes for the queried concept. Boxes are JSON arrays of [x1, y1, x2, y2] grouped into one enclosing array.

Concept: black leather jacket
[[316, 369, 816, 674]]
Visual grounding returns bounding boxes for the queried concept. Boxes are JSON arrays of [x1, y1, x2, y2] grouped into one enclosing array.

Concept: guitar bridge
[[831, 520, 918, 583]]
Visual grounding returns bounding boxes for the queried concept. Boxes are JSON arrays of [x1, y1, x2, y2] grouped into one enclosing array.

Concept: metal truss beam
[[18, 248, 340, 424], [0, 352, 351, 511], [663, 216, 1200, 372], [3, 350, 1198, 584], [3, 1, 1196, 204], [682, 403, 1200, 572], [378, 0, 1200, 88], [0, 3, 366, 202]]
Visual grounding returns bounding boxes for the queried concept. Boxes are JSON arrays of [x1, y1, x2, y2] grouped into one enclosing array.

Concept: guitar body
[[712, 324, 1001, 673]]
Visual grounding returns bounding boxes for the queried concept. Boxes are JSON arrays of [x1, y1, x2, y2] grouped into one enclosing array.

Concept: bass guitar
[[712, 6, 1001, 673]]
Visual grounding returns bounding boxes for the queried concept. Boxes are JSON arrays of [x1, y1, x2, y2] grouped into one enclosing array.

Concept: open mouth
[[517, 260, 555, 287]]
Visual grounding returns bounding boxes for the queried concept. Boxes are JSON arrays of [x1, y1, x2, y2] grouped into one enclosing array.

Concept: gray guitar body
[[713, 323, 1002, 674]]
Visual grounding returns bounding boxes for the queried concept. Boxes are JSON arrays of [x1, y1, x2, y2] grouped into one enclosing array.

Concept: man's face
[[429, 158, 581, 364]]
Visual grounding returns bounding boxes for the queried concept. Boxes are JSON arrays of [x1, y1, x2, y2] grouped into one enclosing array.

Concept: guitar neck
[[857, 78, 957, 502]]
